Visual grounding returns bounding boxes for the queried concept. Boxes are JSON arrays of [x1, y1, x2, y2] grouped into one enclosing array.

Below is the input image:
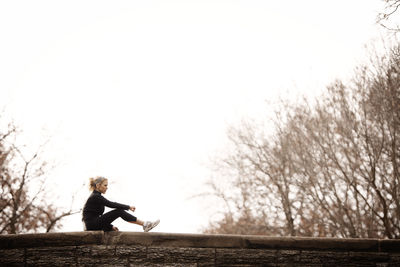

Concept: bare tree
[[0, 120, 79, 234], [205, 42, 400, 239], [378, 0, 400, 32], [204, 116, 303, 236]]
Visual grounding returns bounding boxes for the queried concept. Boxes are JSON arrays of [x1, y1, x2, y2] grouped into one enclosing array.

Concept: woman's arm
[[95, 194, 130, 210]]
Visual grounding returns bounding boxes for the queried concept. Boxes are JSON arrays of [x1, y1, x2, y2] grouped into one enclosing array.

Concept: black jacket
[[82, 190, 130, 222]]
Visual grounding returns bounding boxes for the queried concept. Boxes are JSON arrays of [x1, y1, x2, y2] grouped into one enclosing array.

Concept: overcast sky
[[0, 0, 387, 233]]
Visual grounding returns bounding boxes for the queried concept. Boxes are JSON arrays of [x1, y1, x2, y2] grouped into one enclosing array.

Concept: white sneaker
[[143, 219, 160, 232]]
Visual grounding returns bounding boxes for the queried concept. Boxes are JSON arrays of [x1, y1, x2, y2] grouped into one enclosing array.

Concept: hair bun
[[88, 176, 107, 191]]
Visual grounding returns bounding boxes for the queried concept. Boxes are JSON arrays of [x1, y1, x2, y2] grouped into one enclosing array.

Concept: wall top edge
[[1, 231, 399, 252]]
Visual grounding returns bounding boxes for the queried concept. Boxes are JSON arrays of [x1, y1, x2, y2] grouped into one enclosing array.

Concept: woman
[[82, 176, 160, 232]]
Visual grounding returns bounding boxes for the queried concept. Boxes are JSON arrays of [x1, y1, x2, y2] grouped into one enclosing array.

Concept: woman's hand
[[129, 206, 136, 212], [112, 226, 119, 231]]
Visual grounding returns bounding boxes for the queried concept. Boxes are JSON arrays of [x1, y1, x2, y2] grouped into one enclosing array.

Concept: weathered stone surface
[[275, 249, 300, 265], [115, 245, 146, 257], [147, 247, 214, 263], [348, 251, 389, 266], [0, 231, 104, 249], [76, 244, 127, 266], [76, 245, 91, 256], [109, 231, 248, 248], [0, 248, 25, 266], [246, 235, 380, 252], [116, 245, 147, 264], [89, 244, 115, 257], [1, 231, 400, 266], [76, 256, 128, 266], [130, 264, 197, 267], [388, 253, 400, 265], [0, 231, 395, 252], [298, 250, 349, 265], [380, 239, 400, 252], [26, 246, 77, 266], [197, 263, 217, 267], [212, 265, 271, 267], [216, 248, 277, 265]]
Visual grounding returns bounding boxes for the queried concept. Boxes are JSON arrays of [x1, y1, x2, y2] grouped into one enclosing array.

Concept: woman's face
[[96, 179, 108, 194]]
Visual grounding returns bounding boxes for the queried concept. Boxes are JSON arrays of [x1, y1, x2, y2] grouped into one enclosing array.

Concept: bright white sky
[[0, 0, 387, 233]]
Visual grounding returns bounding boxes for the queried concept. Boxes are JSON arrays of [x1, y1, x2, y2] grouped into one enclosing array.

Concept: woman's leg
[[95, 209, 159, 232], [98, 209, 137, 231], [127, 218, 160, 232], [131, 219, 144, 226]]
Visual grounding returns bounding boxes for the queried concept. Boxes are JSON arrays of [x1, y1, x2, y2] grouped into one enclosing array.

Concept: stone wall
[[1, 231, 400, 266]]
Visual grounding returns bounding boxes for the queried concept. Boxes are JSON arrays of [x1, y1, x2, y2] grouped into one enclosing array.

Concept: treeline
[[205, 43, 400, 239]]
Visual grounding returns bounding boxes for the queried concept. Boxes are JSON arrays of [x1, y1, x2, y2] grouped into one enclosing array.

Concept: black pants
[[84, 209, 137, 232]]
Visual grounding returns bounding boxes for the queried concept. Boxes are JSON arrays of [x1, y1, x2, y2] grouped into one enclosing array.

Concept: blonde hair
[[89, 176, 107, 191]]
